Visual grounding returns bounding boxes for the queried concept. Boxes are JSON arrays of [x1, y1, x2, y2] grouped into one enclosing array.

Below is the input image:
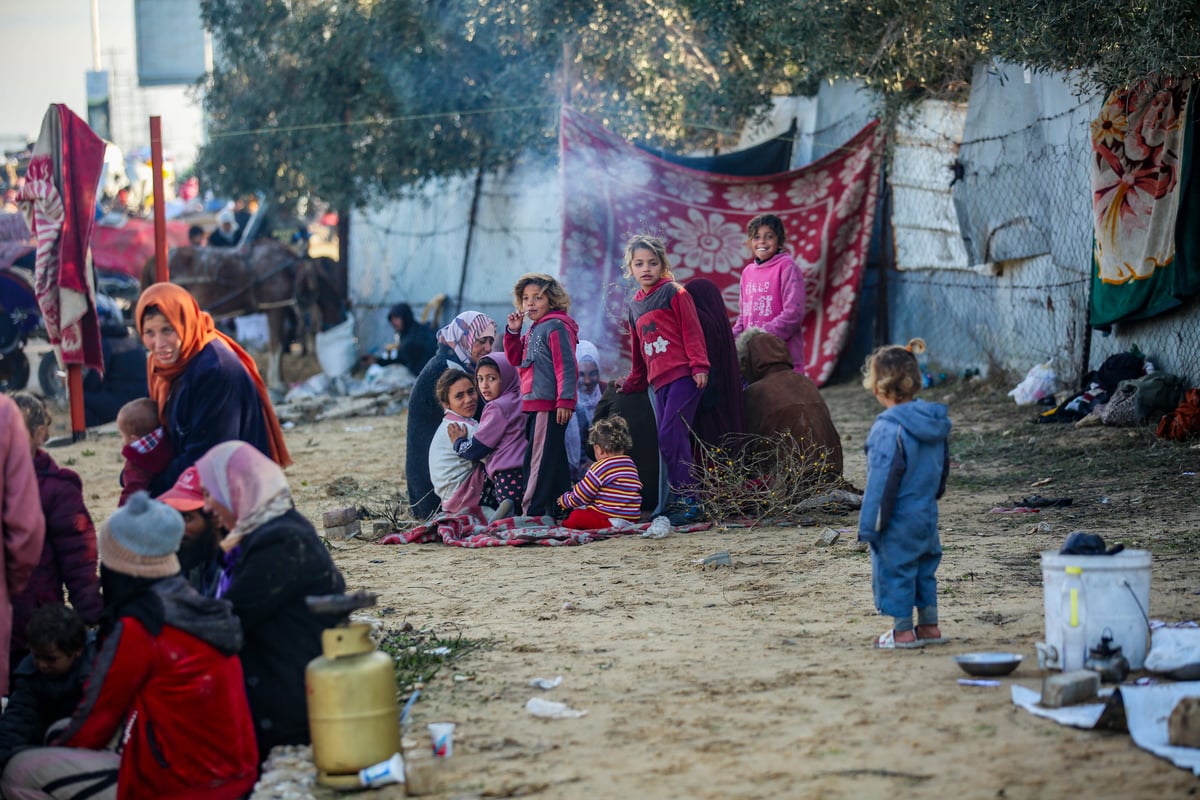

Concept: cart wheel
[[38, 351, 64, 399], [0, 350, 31, 393]]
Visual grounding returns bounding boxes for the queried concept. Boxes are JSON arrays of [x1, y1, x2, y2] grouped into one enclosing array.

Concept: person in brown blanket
[[736, 327, 845, 482]]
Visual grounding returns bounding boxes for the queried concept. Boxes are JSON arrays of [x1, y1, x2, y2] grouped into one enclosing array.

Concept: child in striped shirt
[[556, 416, 642, 530]]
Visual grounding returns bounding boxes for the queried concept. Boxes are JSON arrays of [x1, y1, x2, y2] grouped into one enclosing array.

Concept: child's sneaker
[[667, 496, 705, 526]]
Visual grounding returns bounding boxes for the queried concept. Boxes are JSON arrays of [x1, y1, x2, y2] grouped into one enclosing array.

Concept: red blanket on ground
[[378, 514, 711, 548], [559, 106, 885, 385]]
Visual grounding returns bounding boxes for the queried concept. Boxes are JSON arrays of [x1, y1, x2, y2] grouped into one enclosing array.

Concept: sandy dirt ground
[[50, 373, 1200, 799]]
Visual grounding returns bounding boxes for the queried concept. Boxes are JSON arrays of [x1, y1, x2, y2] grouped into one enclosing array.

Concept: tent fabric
[[1090, 77, 1200, 327], [952, 63, 1053, 267], [91, 217, 192, 279], [637, 120, 797, 177], [17, 104, 106, 372], [559, 106, 884, 386]]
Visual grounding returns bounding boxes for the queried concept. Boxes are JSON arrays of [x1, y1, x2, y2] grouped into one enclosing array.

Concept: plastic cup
[[428, 722, 455, 757], [358, 752, 405, 788]]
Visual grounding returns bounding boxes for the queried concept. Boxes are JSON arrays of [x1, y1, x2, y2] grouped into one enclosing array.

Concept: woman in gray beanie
[[2, 493, 260, 800]]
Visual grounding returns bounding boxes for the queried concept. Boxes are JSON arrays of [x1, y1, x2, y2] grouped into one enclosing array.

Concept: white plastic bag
[[315, 312, 357, 377], [1007, 361, 1057, 405], [525, 697, 587, 719]]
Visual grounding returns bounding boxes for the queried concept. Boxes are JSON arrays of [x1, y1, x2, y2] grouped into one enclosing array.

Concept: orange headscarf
[[135, 283, 292, 468]]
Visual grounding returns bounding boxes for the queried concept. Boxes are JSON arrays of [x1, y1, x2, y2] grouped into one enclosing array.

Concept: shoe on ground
[[667, 496, 705, 526]]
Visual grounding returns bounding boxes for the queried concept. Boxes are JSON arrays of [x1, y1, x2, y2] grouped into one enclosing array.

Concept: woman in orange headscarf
[[135, 283, 290, 496]]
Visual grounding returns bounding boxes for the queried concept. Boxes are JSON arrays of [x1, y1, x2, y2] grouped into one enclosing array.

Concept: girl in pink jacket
[[732, 214, 808, 375]]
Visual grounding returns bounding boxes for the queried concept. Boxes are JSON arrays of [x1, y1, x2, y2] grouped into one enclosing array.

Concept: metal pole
[[90, 0, 102, 71], [150, 117, 169, 282]]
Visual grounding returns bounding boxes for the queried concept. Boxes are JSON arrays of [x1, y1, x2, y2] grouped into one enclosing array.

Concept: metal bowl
[[954, 652, 1023, 677]]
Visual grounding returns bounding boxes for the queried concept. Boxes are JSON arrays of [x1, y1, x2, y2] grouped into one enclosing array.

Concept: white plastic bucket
[[1040, 550, 1152, 670]]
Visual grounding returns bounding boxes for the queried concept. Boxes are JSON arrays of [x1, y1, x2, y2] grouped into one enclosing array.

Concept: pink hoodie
[[732, 250, 808, 375]]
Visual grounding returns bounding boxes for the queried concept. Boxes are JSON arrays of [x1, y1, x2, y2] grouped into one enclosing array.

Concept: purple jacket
[[11, 451, 103, 654]]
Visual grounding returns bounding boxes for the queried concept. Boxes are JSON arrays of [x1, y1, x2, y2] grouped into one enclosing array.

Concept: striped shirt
[[557, 455, 642, 521]]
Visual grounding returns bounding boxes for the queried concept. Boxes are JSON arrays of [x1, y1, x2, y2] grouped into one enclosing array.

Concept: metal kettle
[[1085, 628, 1130, 683]]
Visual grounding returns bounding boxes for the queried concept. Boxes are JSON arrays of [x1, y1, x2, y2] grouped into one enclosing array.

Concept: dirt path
[[57, 378, 1200, 798]]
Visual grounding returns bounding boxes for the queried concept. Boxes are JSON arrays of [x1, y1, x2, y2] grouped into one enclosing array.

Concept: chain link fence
[[872, 99, 1200, 392]]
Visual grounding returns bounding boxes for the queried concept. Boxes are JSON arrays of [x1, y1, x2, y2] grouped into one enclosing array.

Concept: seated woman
[[135, 283, 290, 495], [737, 327, 845, 482], [194, 441, 346, 762], [406, 311, 496, 520]]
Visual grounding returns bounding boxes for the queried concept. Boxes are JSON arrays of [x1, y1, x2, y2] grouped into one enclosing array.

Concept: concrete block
[[324, 520, 361, 540], [322, 506, 357, 528], [816, 528, 840, 546], [1168, 696, 1200, 748], [372, 520, 392, 537], [1040, 670, 1100, 708]]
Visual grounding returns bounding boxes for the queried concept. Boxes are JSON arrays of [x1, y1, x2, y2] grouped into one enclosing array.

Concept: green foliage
[[981, 0, 1200, 91], [376, 626, 487, 692], [195, 0, 1200, 212]]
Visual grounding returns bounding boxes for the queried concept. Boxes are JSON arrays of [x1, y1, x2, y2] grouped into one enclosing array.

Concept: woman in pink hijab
[[194, 441, 345, 763]]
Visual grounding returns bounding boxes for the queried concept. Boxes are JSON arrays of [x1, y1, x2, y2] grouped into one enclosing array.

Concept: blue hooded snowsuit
[[857, 399, 951, 619]]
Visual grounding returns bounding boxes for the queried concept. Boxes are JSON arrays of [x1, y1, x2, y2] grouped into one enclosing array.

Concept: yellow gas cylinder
[[306, 622, 400, 787]]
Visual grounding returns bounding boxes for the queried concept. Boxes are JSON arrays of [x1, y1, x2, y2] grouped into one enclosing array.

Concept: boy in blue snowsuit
[[858, 338, 952, 649]]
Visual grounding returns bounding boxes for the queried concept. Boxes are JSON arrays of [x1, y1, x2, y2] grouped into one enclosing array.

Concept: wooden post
[[150, 116, 169, 283]]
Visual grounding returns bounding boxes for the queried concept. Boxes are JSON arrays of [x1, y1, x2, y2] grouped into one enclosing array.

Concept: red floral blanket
[[559, 107, 884, 384]]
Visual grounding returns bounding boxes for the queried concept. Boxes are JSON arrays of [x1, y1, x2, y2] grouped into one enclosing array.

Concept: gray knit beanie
[[99, 491, 183, 579]]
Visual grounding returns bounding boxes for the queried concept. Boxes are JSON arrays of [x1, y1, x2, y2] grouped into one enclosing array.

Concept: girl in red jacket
[[617, 235, 709, 524]]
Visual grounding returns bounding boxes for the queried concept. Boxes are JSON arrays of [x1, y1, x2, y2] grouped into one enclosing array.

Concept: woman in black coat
[[405, 311, 496, 520], [195, 441, 346, 760]]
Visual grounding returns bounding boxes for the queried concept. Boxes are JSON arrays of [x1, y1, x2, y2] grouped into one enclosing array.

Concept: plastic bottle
[[1060, 565, 1086, 671]]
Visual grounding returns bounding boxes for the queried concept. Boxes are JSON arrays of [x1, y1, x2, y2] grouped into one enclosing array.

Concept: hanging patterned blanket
[[16, 104, 106, 371], [559, 107, 884, 385], [1090, 77, 1200, 327]]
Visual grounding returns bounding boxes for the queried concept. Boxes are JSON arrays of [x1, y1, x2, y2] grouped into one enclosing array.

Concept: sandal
[[915, 625, 949, 645], [874, 629, 923, 650]]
